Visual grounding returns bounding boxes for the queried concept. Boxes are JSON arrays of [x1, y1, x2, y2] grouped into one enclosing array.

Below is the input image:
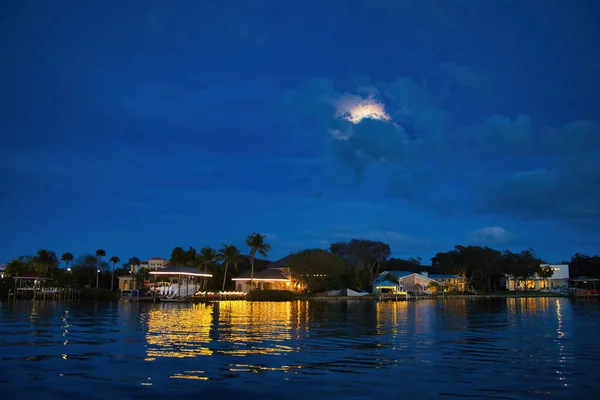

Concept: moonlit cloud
[[334, 94, 391, 124]]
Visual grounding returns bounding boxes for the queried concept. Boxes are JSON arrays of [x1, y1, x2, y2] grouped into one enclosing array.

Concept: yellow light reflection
[[145, 301, 299, 359], [170, 373, 209, 381], [217, 301, 294, 356], [146, 303, 214, 359]]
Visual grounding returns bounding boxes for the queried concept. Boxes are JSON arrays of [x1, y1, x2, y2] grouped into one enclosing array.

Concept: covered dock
[[149, 266, 213, 301], [9, 276, 76, 300], [567, 276, 599, 298]]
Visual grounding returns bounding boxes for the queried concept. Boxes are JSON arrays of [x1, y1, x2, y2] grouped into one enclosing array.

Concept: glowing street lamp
[[96, 269, 100, 288]]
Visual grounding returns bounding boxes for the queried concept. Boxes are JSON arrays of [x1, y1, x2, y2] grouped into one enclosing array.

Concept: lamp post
[[96, 269, 100, 288], [66, 268, 72, 299], [131, 265, 136, 291]]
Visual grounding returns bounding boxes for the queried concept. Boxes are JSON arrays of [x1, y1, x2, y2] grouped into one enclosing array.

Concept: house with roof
[[141, 257, 170, 270], [506, 263, 569, 290], [427, 273, 465, 291], [117, 257, 171, 290], [372, 270, 465, 294], [232, 255, 303, 292]]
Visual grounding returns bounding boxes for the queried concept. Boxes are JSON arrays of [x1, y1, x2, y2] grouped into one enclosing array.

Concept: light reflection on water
[[1, 298, 599, 399]]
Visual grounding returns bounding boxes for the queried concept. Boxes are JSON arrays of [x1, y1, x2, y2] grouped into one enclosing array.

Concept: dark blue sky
[[1, 0, 599, 264]]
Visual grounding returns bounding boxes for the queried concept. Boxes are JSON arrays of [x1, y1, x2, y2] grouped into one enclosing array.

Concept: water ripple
[[1, 298, 600, 398]]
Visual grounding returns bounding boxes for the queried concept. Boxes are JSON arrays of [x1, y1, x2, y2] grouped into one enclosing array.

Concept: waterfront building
[[232, 256, 304, 292], [372, 270, 465, 294], [117, 257, 170, 290], [506, 264, 570, 290]]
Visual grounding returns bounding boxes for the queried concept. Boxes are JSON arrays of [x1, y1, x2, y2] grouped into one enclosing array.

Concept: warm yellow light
[[335, 94, 391, 125], [150, 271, 212, 277], [231, 278, 290, 282]]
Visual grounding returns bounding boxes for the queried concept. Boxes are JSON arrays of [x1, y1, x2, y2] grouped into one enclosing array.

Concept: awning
[[149, 266, 212, 278]]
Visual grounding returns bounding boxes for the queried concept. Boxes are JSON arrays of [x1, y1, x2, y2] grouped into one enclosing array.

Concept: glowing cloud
[[335, 94, 391, 124]]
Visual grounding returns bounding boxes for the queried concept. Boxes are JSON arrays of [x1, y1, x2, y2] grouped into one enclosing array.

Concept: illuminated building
[[506, 264, 569, 290], [232, 256, 303, 292]]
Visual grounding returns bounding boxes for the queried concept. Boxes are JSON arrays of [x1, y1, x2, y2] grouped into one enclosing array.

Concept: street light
[[96, 269, 100, 288]]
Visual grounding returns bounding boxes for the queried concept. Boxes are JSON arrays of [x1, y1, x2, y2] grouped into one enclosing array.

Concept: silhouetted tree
[[246, 232, 271, 290]]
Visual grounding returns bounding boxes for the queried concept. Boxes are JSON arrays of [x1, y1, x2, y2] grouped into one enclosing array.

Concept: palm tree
[[217, 245, 241, 292], [61, 252, 74, 269], [128, 257, 141, 290], [109, 256, 120, 291], [95, 249, 106, 269], [36, 249, 58, 276], [198, 247, 217, 291], [246, 233, 271, 291]]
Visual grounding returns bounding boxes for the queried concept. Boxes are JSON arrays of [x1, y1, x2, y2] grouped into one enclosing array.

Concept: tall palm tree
[[128, 257, 141, 290], [217, 245, 241, 292], [95, 249, 106, 269], [61, 252, 74, 269], [198, 247, 217, 291], [246, 233, 271, 291], [109, 256, 120, 291]]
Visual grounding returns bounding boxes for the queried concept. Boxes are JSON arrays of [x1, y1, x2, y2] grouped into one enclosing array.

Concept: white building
[[506, 264, 569, 290], [117, 257, 170, 290], [542, 264, 570, 288], [145, 257, 169, 270]]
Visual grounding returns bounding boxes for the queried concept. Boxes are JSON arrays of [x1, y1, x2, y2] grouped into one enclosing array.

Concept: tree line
[[287, 242, 600, 293], [2, 233, 271, 291], [3, 237, 600, 293]]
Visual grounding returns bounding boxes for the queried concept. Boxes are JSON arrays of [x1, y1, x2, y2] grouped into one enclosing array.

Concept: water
[[1, 298, 599, 399]]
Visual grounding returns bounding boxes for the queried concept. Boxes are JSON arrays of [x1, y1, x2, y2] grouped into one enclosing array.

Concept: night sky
[[1, 0, 599, 264]]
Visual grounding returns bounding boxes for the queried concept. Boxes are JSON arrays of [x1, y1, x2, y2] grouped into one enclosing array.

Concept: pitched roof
[[232, 268, 289, 281], [429, 274, 462, 279], [373, 279, 399, 287], [149, 266, 211, 277], [148, 257, 167, 261], [569, 276, 599, 281]]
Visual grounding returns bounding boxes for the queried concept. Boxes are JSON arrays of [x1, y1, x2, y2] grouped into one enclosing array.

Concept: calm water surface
[[1, 298, 599, 399]]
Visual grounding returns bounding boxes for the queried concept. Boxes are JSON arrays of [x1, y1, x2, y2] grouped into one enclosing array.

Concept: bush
[[245, 290, 296, 302], [80, 288, 117, 300]]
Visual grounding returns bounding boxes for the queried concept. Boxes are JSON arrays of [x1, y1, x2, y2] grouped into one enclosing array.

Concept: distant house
[[232, 255, 303, 292], [0, 264, 6, 279], [372, 270, 465, 294], [428, 273, 465, 291], [117, 257, 171, 290], [506, 264, 569, 290], [141, 257, 170, 270], [372, 277, 404, 294]]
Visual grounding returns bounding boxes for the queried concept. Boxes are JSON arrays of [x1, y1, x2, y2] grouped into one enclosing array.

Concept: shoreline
[[308, 292, 568, 301], [5, 291, 595, 304]]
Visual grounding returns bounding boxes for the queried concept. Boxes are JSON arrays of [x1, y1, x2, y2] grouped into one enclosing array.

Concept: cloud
[[465, 226, 515, 245], [439, 62, 492, 95], [301, 229, 432, 254], [334, 93, 391, 125], [459, 114, 534, 158], [479, 120, 600, 224], [278, 72, 600, 230]]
